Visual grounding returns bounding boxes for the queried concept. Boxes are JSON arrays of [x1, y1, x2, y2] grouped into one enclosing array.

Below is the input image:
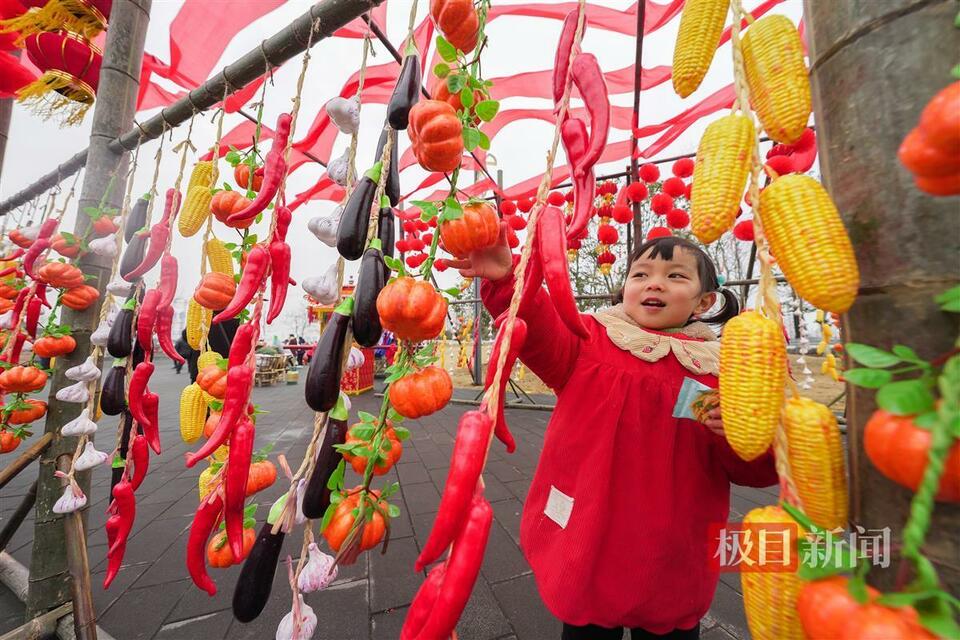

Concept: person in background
[[297, 335, 306, 365], [174, 332, 192, 374]]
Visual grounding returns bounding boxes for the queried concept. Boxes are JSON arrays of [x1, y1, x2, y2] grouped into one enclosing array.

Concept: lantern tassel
[[17, 70, 94, 127], [0, 1, 107, 42]]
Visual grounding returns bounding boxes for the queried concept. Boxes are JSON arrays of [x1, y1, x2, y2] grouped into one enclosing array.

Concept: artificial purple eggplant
[[378, 202, 396, 258], [351, 240, 387, 348], [336, 163, 381, 261], [386, 41, 421, 130], [300, 418, 348, 519], [124, 196, 150, 243], [232, 522, 285, 623], [375, 128, 400, 207], [304, 298, 353, 412], [100, 364, 127, 416]]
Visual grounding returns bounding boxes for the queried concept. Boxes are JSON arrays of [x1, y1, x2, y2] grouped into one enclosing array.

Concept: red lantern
[[516, 197, 534, 213], [564, 190, 574, 203], [20, 30, 102, 125], [499, 200, 516, 215], [650, 193, 674, 216], [402, 220, 418, 233], [611, 204, 633, 224], [684, 181, 693, 200], [1, 0, 110, 43], [434, 258, 449, 272], [646, 226, 672, 240], [597, 224, 618, 245], [662, 177, 687, 198], [672, 157, 695, 178], [506, 226, 519, 249], [625, 182, 648, 203], [0, 50, 38, 98], [638, 163, 660, 183], [666, 208, 690, 229], [547, 191, 565, 206], [405, 252, 428, 268], [597, 250, 616, 275], [595, 203, 612, 220], [506, 214, 526, 231], [733, 219, 755, 242]]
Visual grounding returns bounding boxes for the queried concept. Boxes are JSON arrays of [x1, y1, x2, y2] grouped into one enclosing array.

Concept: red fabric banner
[[486, 1, 685, 37], [634, 84, 736, 159]]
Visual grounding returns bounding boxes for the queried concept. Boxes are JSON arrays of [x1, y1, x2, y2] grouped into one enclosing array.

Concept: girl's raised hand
[[703, 407, 724, 437], [444, 221, 514, 281]]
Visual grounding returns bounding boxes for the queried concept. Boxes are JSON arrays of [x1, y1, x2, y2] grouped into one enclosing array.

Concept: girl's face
[[621, 247, 717, 330]]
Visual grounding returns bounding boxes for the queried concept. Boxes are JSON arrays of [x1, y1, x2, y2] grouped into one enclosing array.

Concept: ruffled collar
[[591, 305, 720, 376]]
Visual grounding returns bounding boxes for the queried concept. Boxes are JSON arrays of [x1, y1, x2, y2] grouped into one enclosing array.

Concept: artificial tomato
[[341, 423, 402, 476], [206, 528, 256, 568], [322, 488, 388, 552]]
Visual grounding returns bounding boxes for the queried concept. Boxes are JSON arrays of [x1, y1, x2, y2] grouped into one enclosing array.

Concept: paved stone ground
[[0, 361, 777, 640]]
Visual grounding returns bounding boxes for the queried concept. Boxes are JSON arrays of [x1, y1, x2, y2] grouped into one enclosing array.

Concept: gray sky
[[0, 0, 803, 340]]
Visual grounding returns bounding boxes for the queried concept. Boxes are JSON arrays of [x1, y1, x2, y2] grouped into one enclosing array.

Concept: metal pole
[[0, 0, 386, 215], [0, 50, 17, 186], [804, 0, 959, 592], [26, 0, 152, 620], [629, 0, 646, 252]]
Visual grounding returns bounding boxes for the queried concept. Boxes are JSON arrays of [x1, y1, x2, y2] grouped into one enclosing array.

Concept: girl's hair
[[611, 236, 740, 326]]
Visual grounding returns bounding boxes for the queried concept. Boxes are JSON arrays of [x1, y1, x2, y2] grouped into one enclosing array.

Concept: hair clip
[[717, 275, 726, 286]]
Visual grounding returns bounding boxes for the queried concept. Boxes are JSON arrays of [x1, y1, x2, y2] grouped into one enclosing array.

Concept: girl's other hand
[[444, 221, 514, 281], [703, 407, 724, 437]]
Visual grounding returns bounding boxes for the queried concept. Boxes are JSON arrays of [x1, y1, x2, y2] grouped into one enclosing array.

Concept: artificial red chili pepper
[[4, 332, 25, 363], [103, 514, 124, 588], [122, 189, 178, 281], [560, 116, 597, 243], [0, 267, 17, 278], [484, 317, 529, 453], [415, 491, 493, 639], [228, 322, 256, 368], [400, 564, 446, 640], [22, 238, 49, 279], [25, 297, 42, 338], [273, 205, 293, 243], [34, 282, 50, 308], [10, 287, 30, 320], [185, 365, 254, 467], [142, 392, 161, 454], [36, 218, 59, 242], [136, 289, 160, 354], [227, 113, 292, 224], [265, 239, 290, 324], [155, 305, 185, 365], [225, 416, 254, 558], [415, 411, 493, 571], [552, 9, 580, 113], [156, 255, 178, 309], [128, 361, 155, 436], [107, 478, 136, 555], [212, 244, 270, 324], [0, 248, 25, 262], [518, 243, 544, 319], [129, 434, 149, 491], [538, 206, 589, 339], [187, 493, 223, 596], [570, 53, 610, 177]]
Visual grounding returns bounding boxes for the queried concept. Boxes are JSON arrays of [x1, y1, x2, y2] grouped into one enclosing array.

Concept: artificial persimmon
[[408, 100, 464, 173], [37, 262, 84, 289], [210, 190, 254, 229], [430, 0, 479, 53], [245, 459, 277, 496], [61, 284, 100, 311], [91, 215, 119, 236], [203, 411, 221, 438], [432, 82, 482, 123], [193, 272, 236, 311], [196, 365, 228, 399], [376, 276, 447, 342], [233, 164, 264, 192], [322, 488, 388, 552], [32, 334, 76, 358], [50, 234, 80, 258], [5, 399, 47, 425], [438, 200, 500, 258], [207, 528, 256, 568], [341, 423, 402, 476], [389, 366, 453, 419]]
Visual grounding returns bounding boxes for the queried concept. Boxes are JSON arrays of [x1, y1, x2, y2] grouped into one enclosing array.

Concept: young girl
[[453, 229, 779, 640]]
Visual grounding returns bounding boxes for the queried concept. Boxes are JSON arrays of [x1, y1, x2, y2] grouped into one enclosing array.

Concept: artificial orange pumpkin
[[0, 430, 20, 453], [323, 488, 388, 553], [864, 410, 960, 502], [196, 365, 228, 399], [32, 334, 76, 357], [5, 399, 47, 425], [38, 262, 85, 289], [438, 201, 500, 258], [408, 100, 464, 173], [91, 215, 119, 236], [341, 423, 402, 476], [430, 0, 479, 54], [0, 366, 47, 393], [376, 277, 447, 342], [390, 366, 453, 419], [0, 300, 10, 314], [50, 233, 81, 258], [245, 459, 277, 496], [233, 164, 263, 192], [207, 528, 256, 568], [0, 283, 19, 300], [210, 190, 254, 229], [9, 229, 33, 249], [797, 577, 880, 639], [61, 284, 100, 311], [193, 272, 236, 311]]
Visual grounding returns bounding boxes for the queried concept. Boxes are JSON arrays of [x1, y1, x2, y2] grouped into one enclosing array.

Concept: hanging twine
[[143, 123, 168, 226]]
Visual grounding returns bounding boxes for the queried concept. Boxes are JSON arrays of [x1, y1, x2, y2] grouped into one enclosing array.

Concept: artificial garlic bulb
[[65, 355, 101, 382], [307, 206, 343, 247], [327, 149, 353, 187], [61, 408, 97, 436], [106, 279, 132, 297], [302, 263, 340, 306], [346, 347, 364, 371], [73, 441, 109, 471], [275, 597, 317, 640], [326, 95, 360, 135], [52, 483, 87, 514], [88, 236, 118, 258], [294, 479, 308, 526], [297, 543, 338, 593], [90, 305, 117, 347], [56, 380, 90, 404], [0, 311, 12, 330]]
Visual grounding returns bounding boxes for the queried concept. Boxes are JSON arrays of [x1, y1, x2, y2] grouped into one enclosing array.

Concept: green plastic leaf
[[320, 502, 337, 533], [335, 296, 355, 317], [352, 424, 375, 440], [935, 285, 960, 313], [387, 504, 401, 518], [914, 411, 939, 430], [446, 72, 466, 94], [111, 454, 125, 469], [443, 286, 462, 299], [122, 298, 137, 311], [477, 130, 491, 151], [846, 343, 901, 368], [475, 100, 500, 122], [843, 368, 893, 388], [433, 62, 450, 78], [326, 459, 345, 492], [459, 87, 475, 109], [891, 345, 925, 364], [443, 197, 463, 220], [393, 425, 410, 441], [877, 379, 935, 416], [267, 493, 287, 525], [330, 395, 349, 421], [358, 411, 377, 424], [462, 127, 482, 152], [916, 596, 960, 639], [387, 409, 404, 424], [436, 35, 458, 63]]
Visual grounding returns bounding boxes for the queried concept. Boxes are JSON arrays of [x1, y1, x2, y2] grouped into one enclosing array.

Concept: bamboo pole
[[0, 433, 51, 491], [0, 480, 37, 553], [58, 455, 96, 640]]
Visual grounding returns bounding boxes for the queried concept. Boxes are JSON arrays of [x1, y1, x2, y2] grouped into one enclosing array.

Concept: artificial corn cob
[[197, 350, 222, 370], [179, 383, 207, 443], [205, 238, 235, 277], [758, 174, 859, 314], [741, 506, 805, 640], [187, 160, 215, 191], [186, 299, 211, 350], [691, 113, 755, 244], [178, 185, 213, 237], [213, 444, 229, 463], [672, 0, 730, 98], [742, 15, 811, 144], [198, 462, 219, 500], [782, 397, 848, 530], [719, 311, 786, 460]]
